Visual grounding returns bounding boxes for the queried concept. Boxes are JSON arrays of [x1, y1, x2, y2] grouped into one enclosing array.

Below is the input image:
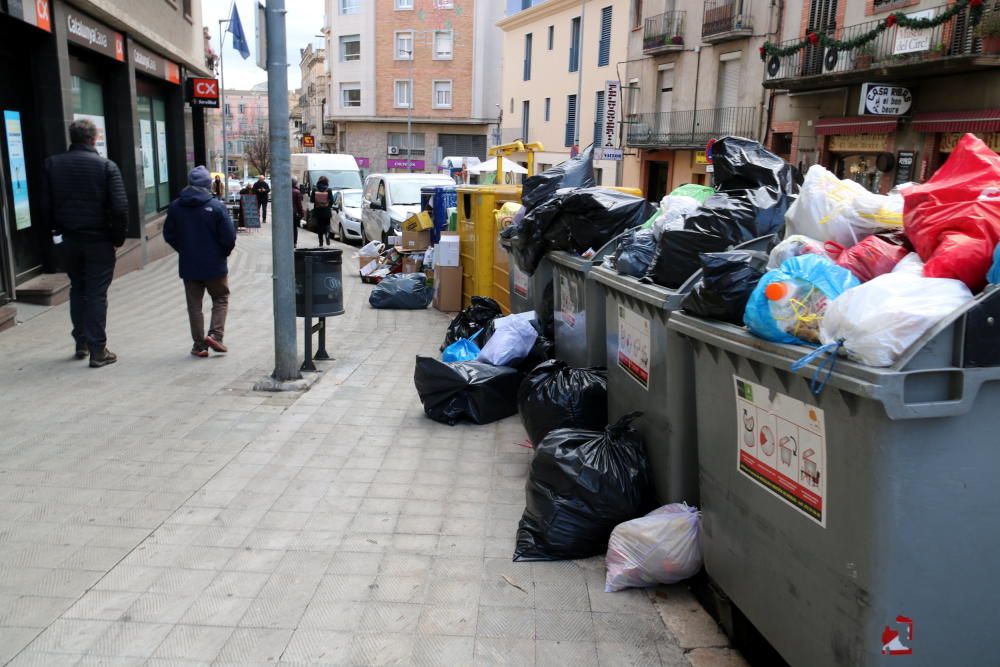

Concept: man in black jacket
[[42, 118, 129, 368], [251, 174, 270, 223]]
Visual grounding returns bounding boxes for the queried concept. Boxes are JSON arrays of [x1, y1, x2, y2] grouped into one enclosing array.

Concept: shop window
[[71, 75, 108, 158], [387, 132, 425, 156], [138, 94, 171, 215]]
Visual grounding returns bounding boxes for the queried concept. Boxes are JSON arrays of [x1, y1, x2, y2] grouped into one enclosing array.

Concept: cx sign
[[185, 78, 220, 108]]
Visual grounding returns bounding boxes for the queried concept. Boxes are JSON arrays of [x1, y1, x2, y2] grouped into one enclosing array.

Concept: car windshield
[[343, 192, 363, 208], [389, 180, 447, 205], [311, 169, 362, 190]]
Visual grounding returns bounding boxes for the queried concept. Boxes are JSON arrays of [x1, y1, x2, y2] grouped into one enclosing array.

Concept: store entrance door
[[646, 161, 669, 202]]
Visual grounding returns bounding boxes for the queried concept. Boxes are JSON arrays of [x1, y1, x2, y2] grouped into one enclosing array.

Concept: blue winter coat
[[163, 186, 237, 281]]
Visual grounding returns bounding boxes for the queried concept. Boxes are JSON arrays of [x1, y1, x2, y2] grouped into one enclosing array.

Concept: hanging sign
[[894, 150, 916, 185], [302, 135, 316, 148], [599, 80, 622, 161], [859, 84, 912, 116], [185, 78, 220, 108], [893, 10, 934, 54]]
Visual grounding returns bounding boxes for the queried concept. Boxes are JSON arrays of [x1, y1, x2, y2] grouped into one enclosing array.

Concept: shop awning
[[815, 117, 899, 136], [911, 109, 1000, 134]]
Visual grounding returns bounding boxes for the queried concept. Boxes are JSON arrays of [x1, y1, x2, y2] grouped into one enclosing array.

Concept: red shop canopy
[[911, 109, 1000, 134], [815, 116, 899, 136]]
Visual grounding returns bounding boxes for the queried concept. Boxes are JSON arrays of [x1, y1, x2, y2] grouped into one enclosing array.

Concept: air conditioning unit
[[822, 47, 853, 73], [387, 146, 400, 155]]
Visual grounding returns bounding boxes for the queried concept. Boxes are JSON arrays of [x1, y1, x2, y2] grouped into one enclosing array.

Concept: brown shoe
[[89, 348, 118, 368], [74, 347, 88, 360], [191, 346, 209, 358], [204, 336, 228, 353]]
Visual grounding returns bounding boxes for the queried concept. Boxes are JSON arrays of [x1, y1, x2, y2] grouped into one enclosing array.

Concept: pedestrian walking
[[163, 166, 237, 358], [42, 118, 128, 368], [211, 173, 225, 200], [251, 174, 270, 224], [292, 177, 305, 247], [310, 175, 333, 246]]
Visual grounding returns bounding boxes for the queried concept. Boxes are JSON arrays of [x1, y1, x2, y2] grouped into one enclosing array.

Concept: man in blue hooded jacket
[[164, 166, 237, 357]]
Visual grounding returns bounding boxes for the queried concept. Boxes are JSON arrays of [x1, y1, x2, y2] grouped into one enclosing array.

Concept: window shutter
[[565, 94, 578, 147], [717, 59, 739, 109], [598, 6, 612, 67], [524, 33, 532, 80]]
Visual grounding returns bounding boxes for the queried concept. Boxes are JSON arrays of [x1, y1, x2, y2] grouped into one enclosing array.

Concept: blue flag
[[227, 4, 251, 60]]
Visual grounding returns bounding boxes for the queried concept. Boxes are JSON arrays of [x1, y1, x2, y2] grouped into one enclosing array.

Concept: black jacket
[[310, 184, 333, 222], [163, 186, 236, 281], [252, 180, 270, 200], [43, 143, 129, 246]]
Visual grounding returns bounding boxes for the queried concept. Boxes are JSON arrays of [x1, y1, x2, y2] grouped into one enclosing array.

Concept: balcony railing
[[763, 3, 997, 89], [626, 107, 758, 148], [702, 0, 753, 41], [644, 11, 686, 53]]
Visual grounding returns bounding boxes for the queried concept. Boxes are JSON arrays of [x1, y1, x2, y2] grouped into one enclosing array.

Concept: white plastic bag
[[604, 503, 702, 592], [890, 252, 925, 277], [767, 234, 832, 269], [359, 240, 385, 256], [785, 165, 903, 247], [821, 272, 973, 367], [478, 311, 538, 367], [652, 195, 700, 238]]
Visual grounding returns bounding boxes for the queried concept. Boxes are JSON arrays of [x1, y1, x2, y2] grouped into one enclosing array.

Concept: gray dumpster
[[509, 255, 553, 316], [550, 241, 620, 368], [666, 287, 1000, 667]]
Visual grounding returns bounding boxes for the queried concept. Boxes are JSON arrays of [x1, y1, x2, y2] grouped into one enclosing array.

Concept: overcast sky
[[202, 0, 326, 91]]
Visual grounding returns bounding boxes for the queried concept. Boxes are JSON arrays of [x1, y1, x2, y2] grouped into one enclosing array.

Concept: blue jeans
[[62, 238, 116, 353]]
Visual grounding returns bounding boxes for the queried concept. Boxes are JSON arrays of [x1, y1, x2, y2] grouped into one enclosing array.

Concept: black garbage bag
[[517, 360, 608, 446], [683, 192, 759, 246], [509, 194, 566, 275], [513, 413, 653, 562], [369, 273, 433, 309], [521, 145, 595, 212], [614, 228, 659, 278], [440, 297, 502, 351], [515, 335, 555, 374], [414, 357, 522, 426], [646, 230, 731, 289], [555, 188, 654, 254], [711, 136, 798, 196], [682, 250, 769, 325]]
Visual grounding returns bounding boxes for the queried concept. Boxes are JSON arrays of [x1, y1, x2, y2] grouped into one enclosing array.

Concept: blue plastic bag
[[988, 243, 1000, 285], [442, 329, 483, 363], [744, 254, 859, 345]]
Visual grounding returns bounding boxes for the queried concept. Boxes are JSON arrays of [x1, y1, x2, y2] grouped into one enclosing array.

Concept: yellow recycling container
[[457, 184, 521, 309]]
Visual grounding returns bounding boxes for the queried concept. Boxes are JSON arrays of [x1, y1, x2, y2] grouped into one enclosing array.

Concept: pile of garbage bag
[[517, 360, 608, 446], [605, 504, 703, 592], [368, 273, 433, 309], [440, 297, 502, 351], [682, 250, 769, 326], [609, 228, 658, 278], [521, 145, 595, 212], [414, 357, 522, 425]]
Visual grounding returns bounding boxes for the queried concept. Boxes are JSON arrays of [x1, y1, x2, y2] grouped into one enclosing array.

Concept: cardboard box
[[403, 211, 434, 232], [401, 253, 424, 274], [435, 232, 461, 267], [433, 265, 462, 312], [402, 229, 431, 251]]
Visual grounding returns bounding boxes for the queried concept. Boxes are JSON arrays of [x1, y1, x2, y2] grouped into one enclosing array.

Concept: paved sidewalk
[[0, 226, 722, 666]]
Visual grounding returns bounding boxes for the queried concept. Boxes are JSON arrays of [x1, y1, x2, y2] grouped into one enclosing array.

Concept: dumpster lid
[[590, 265, 688, 311]]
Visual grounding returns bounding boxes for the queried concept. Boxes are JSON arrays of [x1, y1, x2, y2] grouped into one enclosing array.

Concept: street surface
[[0, 225, 740, 666]]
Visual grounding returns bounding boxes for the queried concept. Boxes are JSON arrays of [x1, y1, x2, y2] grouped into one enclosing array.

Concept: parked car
[[291, 153, 363, 194], [361, 173, 456, 244], [331, 189, 363, 243], [227, 178, 243, 202]]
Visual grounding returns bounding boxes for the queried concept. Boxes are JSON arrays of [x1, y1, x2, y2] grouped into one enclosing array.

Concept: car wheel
[[338, 223, 346, 242]]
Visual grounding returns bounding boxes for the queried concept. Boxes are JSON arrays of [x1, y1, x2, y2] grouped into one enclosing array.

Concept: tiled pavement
[[0, 225, 717, 666]]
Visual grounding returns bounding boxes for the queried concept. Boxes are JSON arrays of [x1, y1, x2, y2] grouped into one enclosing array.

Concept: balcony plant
[[975, 11, 1000, 54], [855, 43, 875, 68], [671, 34, 685, 45], [925, 42, 946, 59]]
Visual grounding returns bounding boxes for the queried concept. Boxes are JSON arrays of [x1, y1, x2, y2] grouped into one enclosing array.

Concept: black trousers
[[61, 238, 116, 353], [257, 196, 268, 222], [293, 215, 300, 245]]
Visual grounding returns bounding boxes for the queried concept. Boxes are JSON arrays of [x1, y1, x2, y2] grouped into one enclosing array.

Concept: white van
[[290, 153, 363, 192], [361, 173, 456, 244]]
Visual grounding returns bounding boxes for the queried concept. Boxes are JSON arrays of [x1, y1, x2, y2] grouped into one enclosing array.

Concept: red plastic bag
[[833, 235, 910, 282], [903, 134, 1000, 291]]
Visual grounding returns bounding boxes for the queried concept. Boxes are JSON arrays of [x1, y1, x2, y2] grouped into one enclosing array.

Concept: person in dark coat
[[251, 174, 270, 223], [42, 118, 128, 368], [310, 175, 333, 246], [163, 166, 237, 358], [292, 177, 305, 247], [211, 174, 225, 200]]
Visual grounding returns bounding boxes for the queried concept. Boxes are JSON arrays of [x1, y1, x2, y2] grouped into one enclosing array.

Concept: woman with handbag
[[309, 176, 333, 246]]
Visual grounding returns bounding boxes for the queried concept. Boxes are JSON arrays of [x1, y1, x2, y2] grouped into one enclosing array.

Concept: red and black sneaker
[[204, 336, 228, 353]]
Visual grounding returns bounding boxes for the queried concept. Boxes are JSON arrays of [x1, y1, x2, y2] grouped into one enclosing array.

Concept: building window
[[340, 0, 360, 14], [598, 6, 612, 67], [523, 33, 532, 81], [388, 132, 425, 155], [394, 80, 412, 108], [628, 78, 640, 115], [521, 100, 530, 140], [436, 0, 454, 7], [547, 25, 554, 49], [717, 53, 741, 108], [565, 93, 577, 147], [395, 31, 414, 59], [632, 0, 643, 29], [658, 67, 674, 114], [182, 0, 191, 18], [433, 30, 453, 60], [569, 16, 581, 72], [340, 34, 361, 62], [238, 103, 246, 114], [544, 97, 551, 122], [433, 80, 453, 108], [395, 0, 413, 9], [341, 83, 361, 107], [137, 93, 171, 215]]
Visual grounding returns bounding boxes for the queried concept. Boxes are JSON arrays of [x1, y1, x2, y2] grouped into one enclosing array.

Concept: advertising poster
[[617, 304, 650, 389], [155, 121, 169, 184], [72, 114, 107, 158], [3, 110, 32, 231], [139, 119, 154, 188], [558, 273, 578, 328], [734, 376, 828, 527]]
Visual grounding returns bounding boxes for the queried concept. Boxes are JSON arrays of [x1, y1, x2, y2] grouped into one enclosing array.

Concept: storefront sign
[[66, 11, 124, 62], [618, 304, 650, 390], [859, 84, 912, 116], [893, 10, 934, 54], [302, 135, 315, 148], [185, 78, 220, 108], [600, 80, 621, 159], [387, 158, 424, 170], [132, 44, 181, 84], [4, 0, 52, 32], [355, 157, 370, 168], [735, 376, 827, 527], [940, 132, 1000, 153], [3, 110, 32, 231], [72, 113, 107, 158], [894, 150, 916, 185], [694, 150, 709, 165], [828, 134, 888, 153], [596, 148, 622, 160]]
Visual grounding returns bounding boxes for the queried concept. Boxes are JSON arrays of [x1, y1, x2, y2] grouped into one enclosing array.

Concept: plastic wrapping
[[368, 273, 433, 309], [833, 234, 910, 282], [767, 234, 831, 269], [670, 184, 717, 203], [614, 229, 659, 278], [604, 504, 703, 592], [513, 413, 653, 562], [646, 230, 732, 289], [414, 356, 522, 425], [682, 250, 769, 325], [649, 195, 701, 238], [892, 252, 925, 277], [517, 360, 608, 446], [521, 145, 595, 212], [442, 331, 482, 363], [744, 254, 860, 345], [440, 297, 502, 351], [821, 272, 974, 367], [478, 312, 539, 367]]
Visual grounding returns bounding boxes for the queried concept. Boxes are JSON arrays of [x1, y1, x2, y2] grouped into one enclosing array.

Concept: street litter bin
[[420, 185, 457, 245], [665, 286, 1000, 667], [508, 253, 553, 316], [294, 248, 344, 317], [457, 184, 521, 308]]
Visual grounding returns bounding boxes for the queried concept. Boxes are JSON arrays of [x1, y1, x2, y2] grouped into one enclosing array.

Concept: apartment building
[[624, 0, 772, 201], [296, 43, 335, 153], [498, 0, 642, 189], [206, 84, 269, 181], [324, 0, 503, 175], [764, 0, 1000, 194]]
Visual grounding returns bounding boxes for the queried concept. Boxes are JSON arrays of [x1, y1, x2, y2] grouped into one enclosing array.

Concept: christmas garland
[[760, 0, 984, 60]]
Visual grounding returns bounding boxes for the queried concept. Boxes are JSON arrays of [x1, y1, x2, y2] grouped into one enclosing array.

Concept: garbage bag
[[833, 234, 910, 282], [989, 243, 1000, 284], [682, 250, 769, 325], [442, 329, 484, 363], [649, 195, 701, 238], [614, 228, 658, 278], [517, 360, 608, 446], [902, 133, 1000, 291], [683, 192, 760, 245], [479, 312, 539, 367], [604, 504, 702, 592], [711, 136, 799, 195], [821, 272, 973, 367], [516, 334, 555, 374], [549, 188, 654, 255], [513, 413, 653, 562], [669, 183, 716, 204], [440, 296, 502, 351], [745, 254, 859, 345], [414, 356, 522, 426], [510, 195, 565, 275], [892, 252, 925, 277], [368, 273, 433, 309], [646, 230, 732, 289], [767, 234, 832, 269], [521, 145, 595, 212], [786, 164, 903, 247]]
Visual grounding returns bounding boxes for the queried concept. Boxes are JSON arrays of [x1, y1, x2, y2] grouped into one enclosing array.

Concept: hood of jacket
[[179, 185, 215, 207]]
